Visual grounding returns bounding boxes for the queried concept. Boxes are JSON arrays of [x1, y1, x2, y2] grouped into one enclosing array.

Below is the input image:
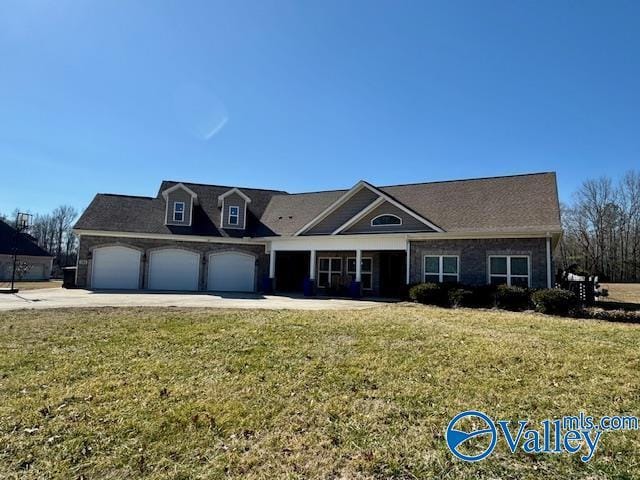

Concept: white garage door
[[92, 246, 141, 289], [148, 249, 200, 291], [208, 252, 255, 292]]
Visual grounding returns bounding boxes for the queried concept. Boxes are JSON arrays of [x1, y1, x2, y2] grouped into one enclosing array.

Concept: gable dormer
[[161, 183, 198, 226], [217, 188, 251, 230]]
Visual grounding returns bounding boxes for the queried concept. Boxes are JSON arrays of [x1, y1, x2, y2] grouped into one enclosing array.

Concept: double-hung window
[[488, 255, 530, 287], [173, 202, 185, 222], [424, 255, 459, 283], [318, 257, 342, 288], [347, 257, 373, 290], [228, 206, 240, 226]]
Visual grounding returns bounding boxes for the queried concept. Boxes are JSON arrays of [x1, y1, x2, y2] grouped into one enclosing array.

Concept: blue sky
[[1, 0, 639, 215]]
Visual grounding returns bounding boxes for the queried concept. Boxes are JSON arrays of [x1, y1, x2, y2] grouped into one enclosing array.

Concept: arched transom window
[[371, 214, 402, 226]]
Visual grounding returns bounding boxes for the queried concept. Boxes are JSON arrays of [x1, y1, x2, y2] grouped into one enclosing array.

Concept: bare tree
[[559, 170, 640, 282], [51, 205, 78, 261]]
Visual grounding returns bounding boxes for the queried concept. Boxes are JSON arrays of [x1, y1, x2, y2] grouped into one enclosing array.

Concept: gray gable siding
[[342, 201, 434, 234], [166, 189, 192, 226], [222, 192, 246, 229], [304, 188, 379, 235]]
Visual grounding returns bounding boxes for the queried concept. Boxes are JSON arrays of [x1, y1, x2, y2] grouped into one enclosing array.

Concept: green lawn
[[1, 306, 639, 479]]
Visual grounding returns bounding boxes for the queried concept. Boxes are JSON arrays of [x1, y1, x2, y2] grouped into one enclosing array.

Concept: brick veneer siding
[[76, 235, 268, 290], [409, 238, 549, 288]]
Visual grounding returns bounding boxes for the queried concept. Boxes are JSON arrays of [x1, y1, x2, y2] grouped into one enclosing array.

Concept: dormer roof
[[161, 183, 199, 205], [217, 187, 252, 207]]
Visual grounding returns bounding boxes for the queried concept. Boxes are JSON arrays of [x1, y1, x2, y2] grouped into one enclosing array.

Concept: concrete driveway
[[0, 288, 389, 311]]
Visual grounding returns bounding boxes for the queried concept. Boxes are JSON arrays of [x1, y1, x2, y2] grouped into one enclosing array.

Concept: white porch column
[[546, 235, 552, 288], [355, 249, 362, 282], [269, 249, 276, 279], [309, 250, 316, 280]]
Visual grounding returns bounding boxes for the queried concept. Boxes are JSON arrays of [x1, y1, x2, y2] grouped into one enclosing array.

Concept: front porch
[[268, 249, 407, 298]]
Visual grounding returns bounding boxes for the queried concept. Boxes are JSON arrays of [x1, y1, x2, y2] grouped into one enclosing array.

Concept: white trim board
[[371, 213, 402, 227], [74, 229, 265, 245], [217, 187, 252, 206], [161, 183, 199, 203], [294, 180, 444, 236], [332, 197, 385, 234]]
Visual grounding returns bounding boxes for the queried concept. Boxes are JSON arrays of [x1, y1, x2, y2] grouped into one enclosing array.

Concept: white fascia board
[[406, 230, 562, 240], [295, 180, 445, 236], [331, 197, 386, 234], [293, 180, 370, 236], [270, 234, 409, 252], [217, 187, 252, 207], [161, 183, 199, 204], [73, 229, 266, 245], [272, 231, 564, 251], [366, 184, 444, 233]]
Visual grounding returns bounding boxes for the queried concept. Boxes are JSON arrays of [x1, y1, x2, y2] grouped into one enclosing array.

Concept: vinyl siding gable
[[304, 188, 379, 235], [342, 201, 436, 234], [221, 192, 247, 229], [165, 189, 193, 226]]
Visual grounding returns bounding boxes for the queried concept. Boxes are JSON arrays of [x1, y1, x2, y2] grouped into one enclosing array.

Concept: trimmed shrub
[[467, 285, 496, 308], [531, 288, 578, 315], [448, 288, 474, 308], [494, 285, 530, 311], [409, 283, 446, 306]]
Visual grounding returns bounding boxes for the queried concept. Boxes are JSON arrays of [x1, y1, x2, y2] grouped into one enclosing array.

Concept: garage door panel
[[208, 252, 255, 292], [148, 249, 199, 291], [92, 246, 141, 289]]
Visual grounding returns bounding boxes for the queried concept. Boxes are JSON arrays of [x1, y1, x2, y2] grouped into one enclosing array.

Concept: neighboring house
[[0, 220, 53, 281], [73, 172, 562, 295]]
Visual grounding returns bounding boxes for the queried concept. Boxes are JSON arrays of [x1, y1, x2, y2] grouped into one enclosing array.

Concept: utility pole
[[9, 213, 32, 293]]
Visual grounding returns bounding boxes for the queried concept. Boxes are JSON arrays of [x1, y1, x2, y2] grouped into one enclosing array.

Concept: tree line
[[1, 206, 78, 270], [559, 170, 640, 282]]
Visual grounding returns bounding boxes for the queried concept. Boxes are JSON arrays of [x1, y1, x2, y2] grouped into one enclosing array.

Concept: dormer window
[[371, 214, 402, 226], [173, 202, 185, 222], [228, 206, 240, 226]]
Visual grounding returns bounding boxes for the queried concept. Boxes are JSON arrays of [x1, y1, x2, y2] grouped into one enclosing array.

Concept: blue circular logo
[[446, 410, 497, 462]]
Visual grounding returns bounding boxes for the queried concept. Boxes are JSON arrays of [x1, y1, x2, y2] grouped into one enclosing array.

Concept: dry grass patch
[[602, 283, 640, 305], [1, 306, 639, 479], [0, 280, 62, 291]]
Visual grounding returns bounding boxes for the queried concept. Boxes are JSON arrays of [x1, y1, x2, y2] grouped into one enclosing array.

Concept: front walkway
[[0, 288, 391, 311]]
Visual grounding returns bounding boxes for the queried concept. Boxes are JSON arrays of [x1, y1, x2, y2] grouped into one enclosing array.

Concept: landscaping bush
[[579, 308, 640, 324], [531, 288, 579, 315], [466, 285, 496, 308], [494, 284, 530, 311], [409, 283, 446, 306], [448, 288, 474, 308]]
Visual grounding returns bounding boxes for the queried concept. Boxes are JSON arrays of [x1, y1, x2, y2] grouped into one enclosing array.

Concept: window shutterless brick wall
[[409, 238, 548, 288]]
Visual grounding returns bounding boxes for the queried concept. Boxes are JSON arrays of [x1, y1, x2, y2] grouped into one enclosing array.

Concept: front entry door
[[379, 251, 406, 297]]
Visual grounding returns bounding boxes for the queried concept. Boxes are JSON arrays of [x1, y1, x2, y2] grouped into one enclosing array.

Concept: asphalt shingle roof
[[0, 220, 52, 256], [74, 173, 562, 237]]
